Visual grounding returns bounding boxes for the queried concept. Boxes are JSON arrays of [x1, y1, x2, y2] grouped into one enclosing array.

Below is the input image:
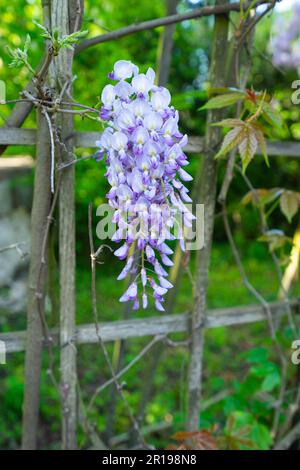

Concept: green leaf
[[261, 101, 283, 128], [212, 118, 244, 128], [0, 80, 6, 104], [259, 188, 283, 205], [250, 362, 279, 379], [258, 230, 292, 251], [24, 34, 31, 53], [33, 20, 52, 39], [242, 347, 269, 364], [241, 188, 282, 207], [279, 191, 300, 222], [200, 92, 245, 110], [242, 189, 269, 206], [261, 372, 280, 392], [251, 423, 273, 450]]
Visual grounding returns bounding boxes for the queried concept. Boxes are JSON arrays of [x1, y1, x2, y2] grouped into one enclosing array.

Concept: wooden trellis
[[1, 128, 300, 156], [0, 0, 298, 451], [1, 129, 300, 351], [1, 300, 299, 354], [1, 130, 299, 397]]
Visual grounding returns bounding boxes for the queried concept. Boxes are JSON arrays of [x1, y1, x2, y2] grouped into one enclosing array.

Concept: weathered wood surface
[[2, 299, 298, 354], [1, 127, 300, 157], [0, 128, 36, 146]]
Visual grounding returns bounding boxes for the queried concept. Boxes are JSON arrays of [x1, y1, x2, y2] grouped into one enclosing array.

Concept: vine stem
[[43, 110, 55, 193]]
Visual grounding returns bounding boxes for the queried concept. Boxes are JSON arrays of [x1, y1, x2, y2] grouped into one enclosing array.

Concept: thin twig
[[57, 154, 96, 170], [43, 110, 55, 193], [87, 335, 163, 411], [0, 242, 28, 258], [274, 421, 300, 450], [237, 0, 277, 50]]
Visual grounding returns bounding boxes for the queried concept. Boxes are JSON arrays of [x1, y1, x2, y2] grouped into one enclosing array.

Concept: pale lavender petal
[[126, 281, 137, 299], [117, 255, 134, 280], [115, 80, 133, 100], [154, 260, 168, 277], [179, 168, 193, 182], [132, 73, 153, 95], [159, 277, 173, 289], [146, 245, 155, 262], [101, 84, 115, 108], [114, 243, 129, 259], [161, 254, 174, 267], [141, 268, 147, 287], [155, 299, 165, 312], [112, 60, 137, 80], [142, 292, 148, 309]]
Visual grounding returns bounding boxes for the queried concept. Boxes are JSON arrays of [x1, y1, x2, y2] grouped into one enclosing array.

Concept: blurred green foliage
[[1, 0, 300, 450]]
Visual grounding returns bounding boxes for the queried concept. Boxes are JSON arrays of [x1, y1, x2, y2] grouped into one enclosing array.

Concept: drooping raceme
[[96, 60, 195, 311]]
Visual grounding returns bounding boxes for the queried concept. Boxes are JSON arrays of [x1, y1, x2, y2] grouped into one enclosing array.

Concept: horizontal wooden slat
[[75, 132, 203, 151], [0, 128, 36, 146], [266, 140, 300, 157], [1, 299, 298, 354], [1, 127, 300, 157], [74, 133, 300, 157]]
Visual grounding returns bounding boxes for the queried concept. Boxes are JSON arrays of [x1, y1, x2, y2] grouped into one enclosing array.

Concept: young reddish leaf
[[172, 431, 196, 441], [200, 92, 245, 110], [279, 191, 299, 222], [215, 125, 246, 159], [170, 430, 218, 450], [238, 125, 258, 173], [191, 430, 218, 450]]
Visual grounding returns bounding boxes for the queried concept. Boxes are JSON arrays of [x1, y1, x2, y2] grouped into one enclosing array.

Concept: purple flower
[[101, 84, 116, 108], [270, 5, 300, 69], [132, 71, 155, 97], [114, 243, 129, 260], [109, 60, 138, 80], [119, 281, 137, 302], [97, 60, 194, 311], [117, 256, 134, 280]]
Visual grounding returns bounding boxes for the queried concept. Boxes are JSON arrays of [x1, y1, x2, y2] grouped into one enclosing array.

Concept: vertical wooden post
[[50, 0, 79, 450], [21, 0, 52, 450], [22, 111, 51, 450], [157, 0, 178, 87], [187, 0, 230, 431]]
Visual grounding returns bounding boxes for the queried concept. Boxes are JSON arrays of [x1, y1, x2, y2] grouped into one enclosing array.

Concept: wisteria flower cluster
[[270, 3, 300, 69], [96, 60, 194, 311]]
